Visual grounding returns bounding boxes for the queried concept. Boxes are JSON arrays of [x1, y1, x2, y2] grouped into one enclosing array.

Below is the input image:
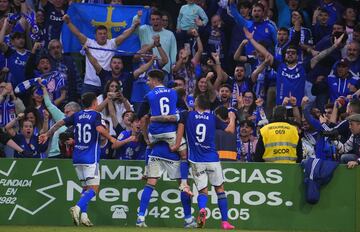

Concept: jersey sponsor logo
[[49, 14, 63, 22], [75, 145, 90, 150], [194, 142, 211, 149], [149, 157, 174, 164], [281, 70, 300, 80], [273, 148, 290, 154], [14, 57, 26, 66], [194, 170, 206, 177]]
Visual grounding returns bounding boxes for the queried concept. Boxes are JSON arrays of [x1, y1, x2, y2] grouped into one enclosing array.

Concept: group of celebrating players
[[39, 68, 236, 229]]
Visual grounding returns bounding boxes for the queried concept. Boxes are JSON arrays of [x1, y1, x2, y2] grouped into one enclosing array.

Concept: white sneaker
[[184, 217, 197, 228], [136, 216, 147, 227], [69, 206, 80, 226], [80, 213, 94, 227]]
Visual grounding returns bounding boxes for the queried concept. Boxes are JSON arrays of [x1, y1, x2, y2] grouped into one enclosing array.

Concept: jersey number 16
[[76, 123, 92, 143]]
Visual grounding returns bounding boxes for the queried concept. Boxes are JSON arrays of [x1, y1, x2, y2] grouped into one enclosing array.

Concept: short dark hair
[[278, 27, 289, 34], [174, 76, 186, 84], [96, 25, 108, 32], [286, 44, 298, 51], [195, 94, 211, 110], [81, 92, 97, 108], [272, 105, 287, 122], [235, 63, 245, 69], [151, 9, 162, 17], [130, 115, 139, 123], [349, 99, 360, 114], [240, 120, 255, 129], [253, 2, 265, 11], [318, 7, 329, 15], [122, 110, 134, 119], [219, 83, 232, 92], [325, 103, 334, 110], [148, 69, 165, 82], [111, 55, 123, 62], [333, 20, 346, 29], [238, 0, 252, 9], [11, 32, 25, 40], [36, 55, 51, 66]]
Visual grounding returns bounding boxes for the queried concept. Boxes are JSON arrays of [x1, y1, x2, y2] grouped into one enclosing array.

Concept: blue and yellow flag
[[61, 3, 150, 53]]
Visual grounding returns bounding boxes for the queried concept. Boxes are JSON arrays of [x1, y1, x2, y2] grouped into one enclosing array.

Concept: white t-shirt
[[85, 38, 117, 87], [96, 95, 133, 136]]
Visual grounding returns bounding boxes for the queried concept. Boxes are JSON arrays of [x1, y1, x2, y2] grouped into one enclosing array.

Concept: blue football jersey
[[275, 62, 306, 106], [14, 134, 48, 158], [64, 110, 102, 165], [150, 141, 180, 161], [146, 86, 178, 135], [5, 48, 30, 88], [181, 111, 226, 163], [115, 130, 143, 160], [327, 73, 359, 102]]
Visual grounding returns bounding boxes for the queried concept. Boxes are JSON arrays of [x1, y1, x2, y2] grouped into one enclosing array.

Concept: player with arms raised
[[39, 92, 118, 226]]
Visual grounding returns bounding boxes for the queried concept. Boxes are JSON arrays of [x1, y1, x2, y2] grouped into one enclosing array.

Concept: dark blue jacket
[[301, 158, 338, 204], [303, 104, 336, 160]]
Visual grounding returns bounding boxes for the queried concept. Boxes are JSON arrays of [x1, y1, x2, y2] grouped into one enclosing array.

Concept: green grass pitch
[[0, 226, 305, 232]]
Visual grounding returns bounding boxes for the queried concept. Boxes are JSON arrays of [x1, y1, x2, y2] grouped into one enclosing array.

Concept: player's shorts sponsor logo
[[150, 157, 174, 164]]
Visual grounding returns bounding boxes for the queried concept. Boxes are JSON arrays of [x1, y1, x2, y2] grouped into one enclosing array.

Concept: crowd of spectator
[[1, 0, 360, 165]]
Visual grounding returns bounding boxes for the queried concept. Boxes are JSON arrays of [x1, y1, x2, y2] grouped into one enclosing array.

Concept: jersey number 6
[[159, 97, 170, 115]]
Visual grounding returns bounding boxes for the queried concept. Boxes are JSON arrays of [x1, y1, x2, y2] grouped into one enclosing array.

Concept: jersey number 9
[[196, 123, 206, 143]]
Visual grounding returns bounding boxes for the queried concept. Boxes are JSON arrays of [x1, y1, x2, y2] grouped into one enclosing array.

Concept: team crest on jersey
[[29, 144, 35, 151], [265, 28, 269, 33]]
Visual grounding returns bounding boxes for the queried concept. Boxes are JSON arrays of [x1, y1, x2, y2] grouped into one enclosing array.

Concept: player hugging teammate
[[136, 69, 235, 229]]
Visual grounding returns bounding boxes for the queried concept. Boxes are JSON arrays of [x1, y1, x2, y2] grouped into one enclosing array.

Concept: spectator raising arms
[[63, 13, 140, 95]]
